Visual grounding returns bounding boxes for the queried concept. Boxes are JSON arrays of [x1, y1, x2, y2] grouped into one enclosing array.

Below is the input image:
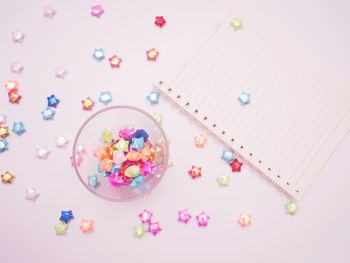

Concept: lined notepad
[[156, 5, 350, 199]]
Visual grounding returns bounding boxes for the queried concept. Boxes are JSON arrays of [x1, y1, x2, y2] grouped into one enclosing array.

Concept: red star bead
[[109, 55, 122, 68], [188, 165, 202, 179], [8, 90, 21, 104], [81, 97, 95, 111], [154, 16, 166, 27], [230, 159, 243, 172]]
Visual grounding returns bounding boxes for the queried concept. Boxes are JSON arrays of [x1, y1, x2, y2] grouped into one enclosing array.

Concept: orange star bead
[[80, 219, 94, 234], [100, 158, 114, 172], [237, 213, 251, 227], [8, 91, 21, 104], [1, 171, 15, 184], [188, 165, 202, 179], [81, 97, 95, 110], [94, 146, 107, 160], [0, 126, 10, 138], [194, 134, 207, 148], [4, 80, 19, 91], [126, 151, 142, 161], [146, 48, 159, 61]]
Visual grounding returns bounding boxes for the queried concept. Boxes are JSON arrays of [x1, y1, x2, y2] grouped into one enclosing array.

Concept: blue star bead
[[99, 91, 112, 105], [221, 149, 235, 164], [131, 176, 144, 187], [238, 91, 251, 105], [130, 137, 145, 151], [111, 164, 120, 174], [47, 95, 60, 107], [0, 139, 8, 153], [92, 48, 105, 61], [12, 121, 26, 136], [60, 210, 74, 224], [133, 129, 149, 142], [146, 91, 160, 105], [41, 107, 55, 120], [88, 175, 100, 188]]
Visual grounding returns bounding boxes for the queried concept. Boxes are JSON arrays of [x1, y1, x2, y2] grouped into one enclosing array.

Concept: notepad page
[[156, 4, 350, 200]]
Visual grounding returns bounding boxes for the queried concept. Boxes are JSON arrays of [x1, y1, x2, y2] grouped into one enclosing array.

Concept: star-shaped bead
[[113, 150, 127, 166], [60, 210, 74, 224], [194, 134, 207, 148], [153, 112, 163, 124], [115, 139, 129, 152], [80, 220, 94, 233], [130, 176, 145, 187], [119, 127, 135, 140], [148, 221, 162, 236], [238, 91, 251, 105], [56, 135, 69, 148], [0, 139, 8, 153], [196, 212, 210, 227], [237, 213, 251, 227], [8, 90, 21, 104], [0, 126, 10, 138], [54, 221, 68, 235], [188, 165, 202, 179], [221, 149, 235, 164], [47, 94, 60, 107], [43, 6, 57, 18], [87, 174, 99, 189], [41, 107, 55, 120], [109, 55, 122, 68], [285, 201, 299, 215], [146, 48, 159, 61], [0, 114, 6, 125], [92, 48, 105, 61], [36, 146, 50, 159], [12, 121, 25, 135], [71, 153, 83, 167], [101, 129, 113, 144], [55, 66, 68, 79], [230, 159, 243, 172], [76, 144, 87, 155], [12, 30, 26, 43], [133, 224, 147, 238], [4, 80, 19, 91], [130, 137, 145, 151], [230, 18, 243, 31], [82, 97, 95, 110], [178, 210, 192, 224], [91, 5, 104, 18], [1, 171, 15, 184], [217, 173, 230, 187], [139, 209, 153, 223], [146, 90, 160, 105], [11, 62, 24, 74], [25, 187, 40, 201], [154, 16, 166, 27], [99, 91, 112, 105]]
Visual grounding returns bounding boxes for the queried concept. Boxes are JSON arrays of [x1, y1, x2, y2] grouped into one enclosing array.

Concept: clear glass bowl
[[72, 105, 169, 201]]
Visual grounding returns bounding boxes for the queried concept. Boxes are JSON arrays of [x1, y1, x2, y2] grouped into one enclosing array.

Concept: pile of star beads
[[91, 127, 158, 189], [221, 149, 243, 173], [133, 209, 162, 238], [54, 210, 74, 235], [4, 80, 22, 104]]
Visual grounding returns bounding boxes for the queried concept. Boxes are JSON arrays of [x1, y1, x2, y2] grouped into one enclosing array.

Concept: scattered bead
[[196, 212, 210, 227], [41, 107, 55, 120], [178, 210, 192, 224], [47, 95, 60, 107], [1, 171, 15, 184], [10, 62, 24, 74], [92, 48, 105, 61], [221, 149, 235, 164], [109, 55, 122, 68], [194, 134, 207, 148], [230, 159, 243, 172], [12, 30, 26, 43], [54, 221, 68, 235], [56, 136, 69, 148], [154, 16, 166, 27], [99, 91, 112, 105], [188, 165, 202, 179], [146, 48, 159, 61], [71, 153, 83, 167], [0, 139, 9, 153], [60, 210, 74, 224], [139, 209, 153, 223], [216, 173, 230, 187], [91, 5, 104, 18], [76, 144, 87, 155], [25, 188, 40, 201], [133, 224, 147, 238], [238, 91, 250, 105], [55, 66, 68, 79], [80, 220, 94, 233], [230, 18, 243, 31], [146, 90, 160, 105], [88, 175, 100, 188], [12, 121, 25, 136], [148, 221, 162, 236], [8, 90, 21, 104], [82, 97, 95, 110], [36, 146, 50, 159], [285, 201, 299, 215], [4, 80, 18, 91], [0, 115, 6, 125], [237, 213, 251, 227], [0, 126, 10, 138], [43, 6, 57, 18], [153, 113, 163, 124]]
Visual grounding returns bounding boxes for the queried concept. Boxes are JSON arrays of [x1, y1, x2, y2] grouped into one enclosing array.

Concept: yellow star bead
[[153, 113, 163, 125], [1, 171, 15, 184], [133, 224, 147, 238], [216, 173, 230, 187], [101, 129, 113, 144], [237, 213, 251, 227], [230, 18, 243, 30], [285, 201, 299, 215], [54, 221, 68, 235], [0, 126, 10, 138], [116, 139, 129, 152]]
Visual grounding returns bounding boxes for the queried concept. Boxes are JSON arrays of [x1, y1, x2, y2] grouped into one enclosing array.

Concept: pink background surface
[[0, 0, 350, 262]]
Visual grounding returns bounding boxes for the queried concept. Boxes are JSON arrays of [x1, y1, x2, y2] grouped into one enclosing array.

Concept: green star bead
[[216, 173, 230, 187], [285, 201, 299, 215], [101, 129, 113, 144], [116, 139, 129, 152], [133, 224, 147, 238], [230, 18, 243, 31]]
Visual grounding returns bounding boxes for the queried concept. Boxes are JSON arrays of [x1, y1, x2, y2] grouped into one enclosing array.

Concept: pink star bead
[[148, 221, 162, 236], [12, 30, 26, 43], [11, 62, 24, 74], [43, 6, 57, 19], [138, 209, 153, 223], [71, 154, 83, 167], [178, 210, 192, 224], [91, 5, 104, 18], [196, 212, 210, 227]]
